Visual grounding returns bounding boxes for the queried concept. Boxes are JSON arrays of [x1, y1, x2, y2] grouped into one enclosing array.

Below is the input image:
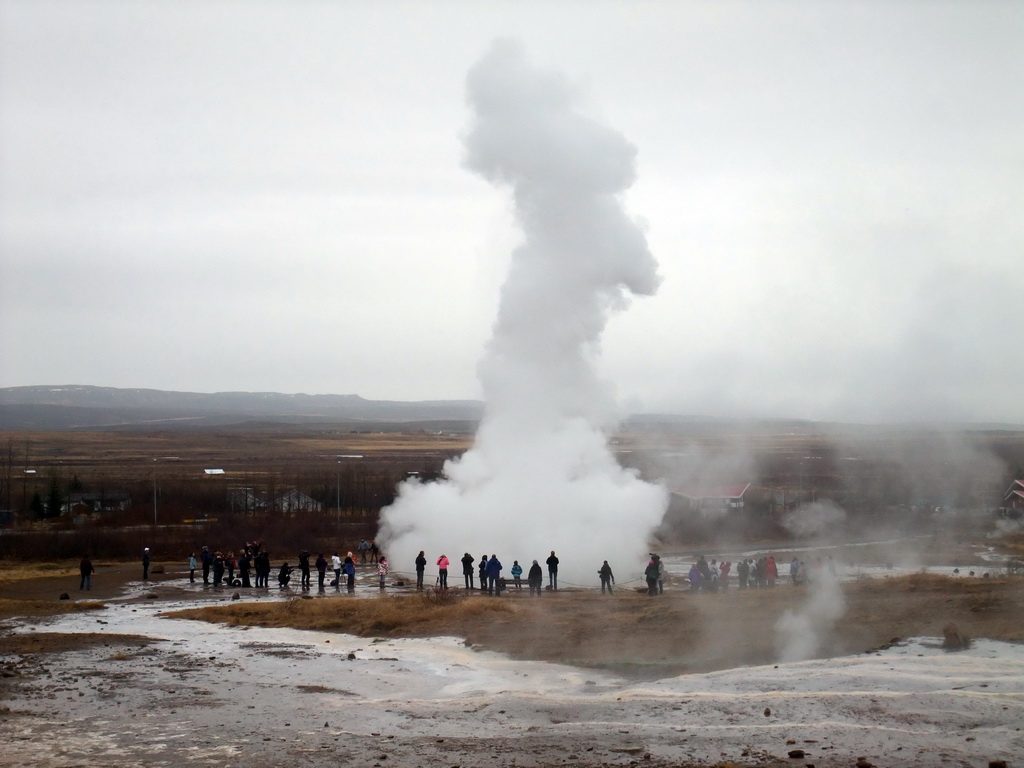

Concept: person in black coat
[[415, 551, 427, 590], [546, 550, 559, 590], [461, 552, 475, 589], [478, 555, 488, 592], [599, 560, 614, 594], [528, 560, 543, 597]]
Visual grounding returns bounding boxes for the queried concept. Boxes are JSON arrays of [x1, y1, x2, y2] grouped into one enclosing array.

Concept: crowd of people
[[125, 541, 832, 596]]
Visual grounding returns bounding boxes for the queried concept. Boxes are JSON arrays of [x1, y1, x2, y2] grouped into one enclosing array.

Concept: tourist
[[415, 551, 427, 590], [528, 560, 543, 596], [461, 552, 475, 589], [238, 551, 252, 588], [598, 560, 614, 594], [315, 553, 328, 590], [546, 550, 559, 590], [142, 547, 151, 581], [377, 556, 389, 588], [343, 554, 356, 592], [766, 556, 778, 587], [331, 552, 342, 588], [737, 559, 750, 589], [298, 550, 311, 589], [719, 560, 731, 589], [358, 539, 370, 563], [278, 562, 293, 588], [212, 552, 225, 587], [478, 555, 488, 591], [655, 553, 665, 594], [486, 554, 502, 596], [187, 552, 197, 584], [510, 560, 523, 589], [80, 555, 94, 591], [688, 563, 703, 592], [436, 553, 450, 589], [645, 556, 659, 596], [201, 546, 212, 585]]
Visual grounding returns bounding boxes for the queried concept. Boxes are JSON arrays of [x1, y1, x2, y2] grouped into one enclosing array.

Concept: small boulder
[[943, 622, 970, 650], [59, 593, 70, 600], [231, 592, 241, 600]]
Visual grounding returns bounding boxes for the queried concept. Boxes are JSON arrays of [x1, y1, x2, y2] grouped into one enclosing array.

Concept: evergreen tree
[[30, 492, 45, 520], [45, 477, 63, 518]]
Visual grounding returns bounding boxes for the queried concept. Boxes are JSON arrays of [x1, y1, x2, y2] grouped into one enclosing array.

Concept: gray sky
[[2, 1, 1022, 424]]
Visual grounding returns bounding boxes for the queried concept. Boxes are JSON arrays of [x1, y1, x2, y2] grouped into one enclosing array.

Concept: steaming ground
[[2, 593, 1021, 767], [2, 553, 1023, 767]]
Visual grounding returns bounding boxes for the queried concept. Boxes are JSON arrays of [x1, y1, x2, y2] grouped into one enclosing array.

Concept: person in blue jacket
[[485, 554, 503, 596], [510, 560, 523, 589]]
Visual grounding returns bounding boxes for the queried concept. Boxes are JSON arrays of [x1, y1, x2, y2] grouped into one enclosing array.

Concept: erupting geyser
[[378, 40, 667, 586]]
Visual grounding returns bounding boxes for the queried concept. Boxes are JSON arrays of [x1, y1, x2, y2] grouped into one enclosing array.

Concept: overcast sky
[[2, 1, 1022, 424]]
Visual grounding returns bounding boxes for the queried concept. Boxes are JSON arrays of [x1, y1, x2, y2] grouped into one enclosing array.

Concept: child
[[510, 560, 523, 589]]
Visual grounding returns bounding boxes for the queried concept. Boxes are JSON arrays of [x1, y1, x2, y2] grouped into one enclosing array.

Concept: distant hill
[[0, 385, 484, 431]]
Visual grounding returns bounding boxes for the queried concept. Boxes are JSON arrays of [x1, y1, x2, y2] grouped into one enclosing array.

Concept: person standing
[[510, 560, 523, 589], [478, 555, 488, 592], [599, 560, 614, 594], [298, 551, 311, 589], [238, 551, 252, 588], [485, 554, 502, 596], [200, 546, 212, 585], [528, 560, 543, 597], [79, 555, 94, 591], [331, 552, 342, 588], [461, 552, 475, 589], [142, 547, 151, 581], [436, 554, 450, 589], [377, 556, 389, 588], [315, 553, 328, 590], [415, 551, 427, 590], [343, 554, 356, 592], [655, 554, 665, 594], [645, 557, 659, 596], [546, 550, 559, 590], [187, 553, 197, 584], [358, 539, 370, 563]]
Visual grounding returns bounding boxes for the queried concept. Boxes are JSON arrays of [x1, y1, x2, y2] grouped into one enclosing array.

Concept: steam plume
[[378, 40, 667, 585]]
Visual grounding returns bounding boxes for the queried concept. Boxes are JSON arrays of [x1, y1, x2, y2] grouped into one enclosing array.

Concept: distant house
[[63, 491, 131, 516], [669, 484, 751, 513], [1004, 479, 1024, 512]]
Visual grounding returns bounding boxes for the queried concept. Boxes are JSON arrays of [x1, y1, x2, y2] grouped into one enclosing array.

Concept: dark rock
[[231, 592, 240, 600], [764, 707, 772, 717], [59, 593, 70, 600], [787, 749, 805, 758]]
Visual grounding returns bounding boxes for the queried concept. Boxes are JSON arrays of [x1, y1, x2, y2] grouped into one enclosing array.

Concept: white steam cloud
[[378, 40, 668, 586], [781, 500, 847, 539], [775, 568, 846, 662]]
